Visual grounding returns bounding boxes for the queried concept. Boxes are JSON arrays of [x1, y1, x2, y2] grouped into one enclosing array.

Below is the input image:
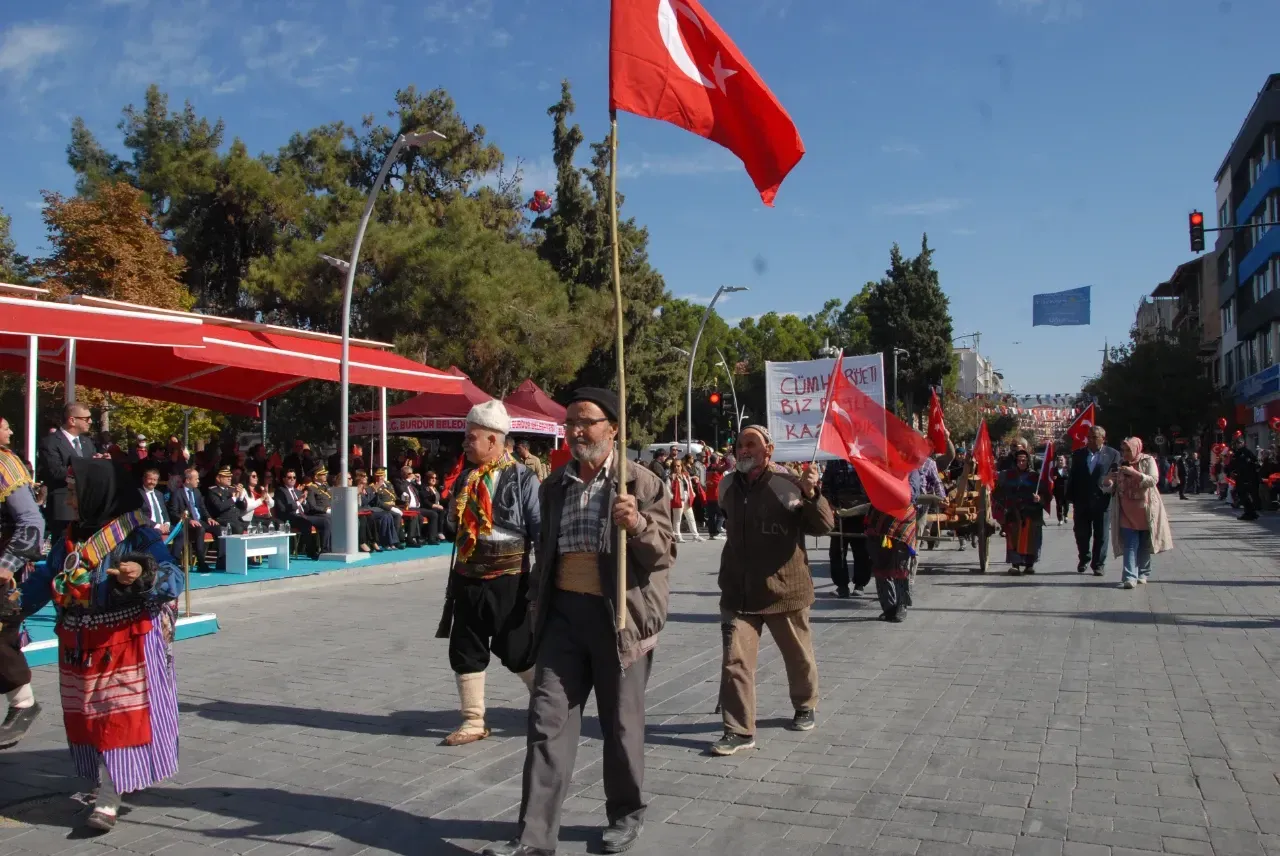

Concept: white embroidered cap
[[466, 400, 511, 435]]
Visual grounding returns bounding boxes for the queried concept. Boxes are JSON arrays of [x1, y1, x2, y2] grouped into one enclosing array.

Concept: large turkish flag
[[817, 353, 931, 516], [609, 0, 805, 205]]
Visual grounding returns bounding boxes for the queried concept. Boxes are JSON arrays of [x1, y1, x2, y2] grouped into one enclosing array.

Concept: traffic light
[[1189, 210, 1205, 253], [708, 391, 722, 408]]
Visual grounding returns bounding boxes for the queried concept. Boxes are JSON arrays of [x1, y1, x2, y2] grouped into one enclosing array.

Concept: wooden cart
[[918, 460, 996, 573]]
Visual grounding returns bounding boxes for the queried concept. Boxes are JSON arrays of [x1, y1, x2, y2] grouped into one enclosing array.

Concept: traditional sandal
[[443, 725, 491, 747], [85, 806, 118, 832]]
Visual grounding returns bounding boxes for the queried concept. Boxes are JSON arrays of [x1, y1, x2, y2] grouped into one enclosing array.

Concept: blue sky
[[1, 0, 1277, 396]]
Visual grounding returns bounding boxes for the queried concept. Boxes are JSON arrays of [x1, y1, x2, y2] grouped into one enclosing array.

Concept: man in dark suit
[[138, 465, 171, 537], [169, 465, 216, 573], [274, 468, 327, 559], [1067, 425, 1122, 575], [36, 402, 97, 531]]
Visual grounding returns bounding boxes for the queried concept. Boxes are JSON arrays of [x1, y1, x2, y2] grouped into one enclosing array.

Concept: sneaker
[[853, 585, 866, 596], [1120, 580, 1135, 589], [1137, 577, 1148, 585], [835, 586, 850, 599], [790, 709, 816, 732], [1077, 562, 1087, 573], [710, 731, 756, 756]]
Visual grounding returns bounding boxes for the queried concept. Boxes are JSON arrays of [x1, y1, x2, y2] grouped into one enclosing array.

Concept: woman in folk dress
[[21, 457, 184, 832]]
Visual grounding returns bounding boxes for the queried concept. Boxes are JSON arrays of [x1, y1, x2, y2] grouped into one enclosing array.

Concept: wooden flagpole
[[810, 349, 844, 467], [608, 110, 628, 632]]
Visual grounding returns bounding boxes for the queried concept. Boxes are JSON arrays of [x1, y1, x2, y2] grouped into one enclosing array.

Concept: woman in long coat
[[1101, 437, 1173, 588], [994, 448, 1044, 575], [21, 458, 184, 832]]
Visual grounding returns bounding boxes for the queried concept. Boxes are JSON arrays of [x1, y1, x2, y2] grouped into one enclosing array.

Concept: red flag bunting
[[1066, 403, 1096, 451], [440, 453, 466, 500], [609, 0, 805, 205], [817, 353, 930, 516]]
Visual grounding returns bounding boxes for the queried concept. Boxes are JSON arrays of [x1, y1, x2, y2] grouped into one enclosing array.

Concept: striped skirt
[[65, 612, 179, 793]]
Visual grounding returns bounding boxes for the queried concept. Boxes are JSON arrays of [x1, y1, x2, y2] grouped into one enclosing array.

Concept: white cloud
[[881, 142, 921, 156], [875, 198, 966, 216], [213, 74, 247, 94], [619, 149, 739, 179], [0, 23, 75, 81], [100, 0, 148, 6], [488, 28, 511, 48], [425, 0, 493, 25], [240, 20, 357, 89], [997, 0, 1084, 22], [114, 4, 217, 89]]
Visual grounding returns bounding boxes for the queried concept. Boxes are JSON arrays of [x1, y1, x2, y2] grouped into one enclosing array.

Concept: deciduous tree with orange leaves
[[39, 182, 193, 311]]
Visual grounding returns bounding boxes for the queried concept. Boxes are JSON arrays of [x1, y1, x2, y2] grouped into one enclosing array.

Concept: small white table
[[220, 532, 291, 575]]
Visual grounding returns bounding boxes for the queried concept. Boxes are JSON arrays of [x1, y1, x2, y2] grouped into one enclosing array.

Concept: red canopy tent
[[0, 292, 208, 465], [503, 379, 567, 423], [350, 368, 562, 437], [0, 290, 463, 465]]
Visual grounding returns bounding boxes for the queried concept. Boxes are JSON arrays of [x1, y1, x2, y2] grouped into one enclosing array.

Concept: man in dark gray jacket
[[485, 388, 677, 856]]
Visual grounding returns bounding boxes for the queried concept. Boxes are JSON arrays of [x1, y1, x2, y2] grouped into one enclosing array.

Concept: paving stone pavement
[[1, 494, 1278, 856]]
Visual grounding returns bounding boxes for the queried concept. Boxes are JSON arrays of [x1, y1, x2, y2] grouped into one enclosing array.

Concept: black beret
[[568, 387, 620, 423]]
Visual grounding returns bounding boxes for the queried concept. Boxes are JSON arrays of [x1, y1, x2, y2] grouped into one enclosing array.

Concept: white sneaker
[[1120, 580, 1135, 589], [1137, 577, 1148, 585]]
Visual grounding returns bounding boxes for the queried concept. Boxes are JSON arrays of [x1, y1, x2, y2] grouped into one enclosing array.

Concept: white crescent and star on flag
[[657, 0, 738, 94]]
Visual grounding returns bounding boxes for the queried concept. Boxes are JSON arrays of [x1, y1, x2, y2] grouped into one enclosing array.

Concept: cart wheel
[[977, 486, 991, 573]]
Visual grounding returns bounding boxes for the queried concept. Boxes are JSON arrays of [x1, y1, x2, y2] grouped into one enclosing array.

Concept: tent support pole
[[379, 387, 388, 469], [25, 335, 37, 469], [65, 339, 76, 403]]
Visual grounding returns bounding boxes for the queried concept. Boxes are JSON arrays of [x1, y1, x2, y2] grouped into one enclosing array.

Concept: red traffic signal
[[708, 391, 722, 406], [1189, 210, 1205, 252]]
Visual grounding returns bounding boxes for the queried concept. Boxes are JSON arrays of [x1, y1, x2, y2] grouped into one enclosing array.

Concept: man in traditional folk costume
[[0, 423, 45, 749], [439, 400, 541, 746], [21, 458, 184, 831]]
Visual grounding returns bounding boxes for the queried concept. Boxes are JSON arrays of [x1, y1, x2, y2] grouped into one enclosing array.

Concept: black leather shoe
[[0, 703, 41, 750], [601, 823, 642, 854], [481, 841, 554, 856]]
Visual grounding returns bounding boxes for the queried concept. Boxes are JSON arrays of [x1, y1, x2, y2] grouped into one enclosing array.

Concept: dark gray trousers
[[518, 591, 652, 851]]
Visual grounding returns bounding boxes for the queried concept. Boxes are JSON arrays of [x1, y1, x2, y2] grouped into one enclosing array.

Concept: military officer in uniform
[[300, 468, 333, 554], [368, 467, 403, 550]]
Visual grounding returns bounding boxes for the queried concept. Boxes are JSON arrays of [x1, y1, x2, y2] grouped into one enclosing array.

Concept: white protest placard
[[764, 353, 885, 462]]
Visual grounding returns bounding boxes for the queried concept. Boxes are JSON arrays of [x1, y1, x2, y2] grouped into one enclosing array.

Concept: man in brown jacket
[[485, 387, 676, 856], [712, 423, 834, 757]]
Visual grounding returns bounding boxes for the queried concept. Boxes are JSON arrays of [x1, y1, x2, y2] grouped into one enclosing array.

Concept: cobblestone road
[[2, 495, 1278, 856]]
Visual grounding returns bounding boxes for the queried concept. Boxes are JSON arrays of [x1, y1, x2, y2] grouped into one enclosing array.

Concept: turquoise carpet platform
[[20, 542, 450, 666]]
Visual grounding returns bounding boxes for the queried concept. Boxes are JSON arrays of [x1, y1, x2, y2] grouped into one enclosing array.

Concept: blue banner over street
[[1032, 286, 1091, 326]]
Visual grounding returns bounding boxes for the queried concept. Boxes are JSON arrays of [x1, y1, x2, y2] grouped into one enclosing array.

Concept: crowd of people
[[0, 391, 1273, 850]]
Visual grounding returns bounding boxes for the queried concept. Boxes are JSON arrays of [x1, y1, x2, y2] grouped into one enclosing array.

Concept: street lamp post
[[892, 347, 909, 415], [714, 347, 742, 435], [327, 127, 445, 561], [687, 286, 747, 455]]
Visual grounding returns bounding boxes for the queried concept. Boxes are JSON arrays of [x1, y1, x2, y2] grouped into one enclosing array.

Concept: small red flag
[[440, 453, 466, 500], [609, 0, 805, 205], [927, 389, 948, 455], [817, 354, 930, 516], [1066, 403, 1096, 451], [1037, 441, 1055, 511], [973, 421, 996, 492]]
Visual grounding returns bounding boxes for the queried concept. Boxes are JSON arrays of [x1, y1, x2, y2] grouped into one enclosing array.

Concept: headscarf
[[1121, 436, 1143, 462], [69, 457, 144, 542], [1117, 437, 1148, 502]]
